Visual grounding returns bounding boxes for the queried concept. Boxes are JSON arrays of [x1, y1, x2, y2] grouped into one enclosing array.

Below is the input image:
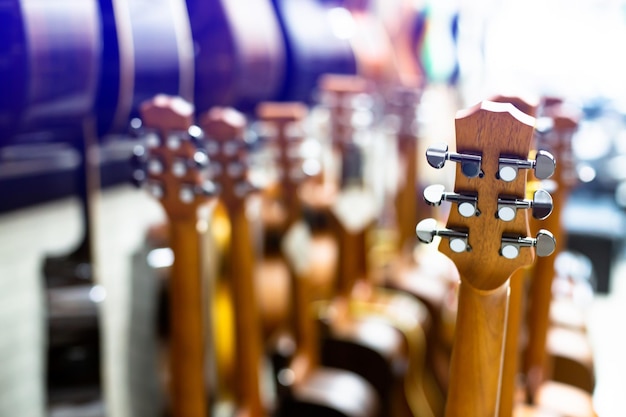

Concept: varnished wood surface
[[140, 95, 208, 417], [440, 102, 536, 416], [524, 105, 580, 396]]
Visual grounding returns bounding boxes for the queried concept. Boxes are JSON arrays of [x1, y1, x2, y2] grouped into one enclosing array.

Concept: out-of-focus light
[[616, 182, 626, 208], [147, 247, 174, 269], [607, 155, 626, 181], [302, 159, 321, 177], [327, 7, 356, 40], [89, 285, 107, 303], [277, 368, 295, 386], [130, 118, 142, 130], [577, 164, 596, 183], [300, 138, 321, 158]]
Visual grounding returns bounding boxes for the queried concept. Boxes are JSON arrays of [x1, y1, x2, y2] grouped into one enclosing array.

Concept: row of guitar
[[1, 0, 439, 146], [45, 79, 597, 417]]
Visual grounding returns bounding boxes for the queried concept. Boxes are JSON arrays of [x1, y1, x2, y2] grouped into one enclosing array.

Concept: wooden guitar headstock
[[418, 101, 556, 291], [256, 102, 309, 197], [138, 95, 213, 219], [537, 100, 580, 191], [199, 107, 252, 213], [386, 83, 422, 141], [318, 74, 374, 149]]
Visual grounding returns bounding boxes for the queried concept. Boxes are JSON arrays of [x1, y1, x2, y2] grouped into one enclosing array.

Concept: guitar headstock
[[199, 107, 253, 213], [255, 102, 309, 196], [536, 100, 580, 190], [417, 101, 556, 290], [386, 83, 422, 143], [136, 95, 213, 219], [317, 74, 375, 149]]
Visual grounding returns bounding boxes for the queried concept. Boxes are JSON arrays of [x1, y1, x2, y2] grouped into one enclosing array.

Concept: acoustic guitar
[[198, 106, 266, 416], [0, 0, 100, 144], [0, 3, 102, 413], [254, 102, 380, 417], [524, 100, 596, 397], [489, 95, 542, 417], [310, 74, 436, 417], [187, 0, 286, 114], [270, 0, 357, 103], [380, 83, 459, 395], [97, 0, 195, 135], [416, 100, 556, 416], [138, 95, 212, 417]]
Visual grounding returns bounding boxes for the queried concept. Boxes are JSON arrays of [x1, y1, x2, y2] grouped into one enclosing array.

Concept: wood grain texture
[[442, 101, 536, 417], [524, 102, 580, 397], [200, 107, 264, 417], [140, 95, 208, 417]]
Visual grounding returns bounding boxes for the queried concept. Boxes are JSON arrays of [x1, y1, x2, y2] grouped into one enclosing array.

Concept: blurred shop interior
[[1, 0, 626, 416]]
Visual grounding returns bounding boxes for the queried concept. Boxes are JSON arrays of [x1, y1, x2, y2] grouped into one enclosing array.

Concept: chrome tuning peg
[[497, 189, 553, 221], [416, 218, 470, 253], [426, 143, 483, 178], [498, 150, 556, 182], [170, 151, 210, 178], [187, 125, 205, 145], [500, 229, 556, 260], [423, 184, 479, 217], [130, 145, 148, 187]]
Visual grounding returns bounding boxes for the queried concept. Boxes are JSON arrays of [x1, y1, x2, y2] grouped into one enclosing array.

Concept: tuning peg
[[497, 189, 553, 221], [500, 229, 556, 259], [130, 145, 148, 187], [426, 143, 483, 178], [416, 218, 470, 253], [147, 181, 165, 200], [423, 184, 479, 217], [498, 150, 556, 182], [129, 118, 144, 138], [170, 150, 210, 178]]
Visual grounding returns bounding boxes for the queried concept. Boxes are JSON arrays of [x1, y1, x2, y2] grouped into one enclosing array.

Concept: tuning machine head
[[416, 218, 471, 253], [500, 229, 556, 259], [498, 150, 556, 182], [426, 143, 483, 178], [497, 189, 553, 221], [423, 184, 479, 217]]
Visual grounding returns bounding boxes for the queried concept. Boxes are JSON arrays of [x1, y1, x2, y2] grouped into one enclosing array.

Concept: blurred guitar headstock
[[134, 95, 213, 219], [199, 107, 253, 213]]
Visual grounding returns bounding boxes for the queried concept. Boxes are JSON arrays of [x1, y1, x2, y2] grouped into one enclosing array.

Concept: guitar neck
[[227, 204, 264, 416], [200, 106, 264, 416], [524, 102, 580, 396], [390, 85, 423, 252], [137, 95, 211, 417], [416, 101, 551, 416], [168, 217, 208, 417], [446, 279, 510, 416]]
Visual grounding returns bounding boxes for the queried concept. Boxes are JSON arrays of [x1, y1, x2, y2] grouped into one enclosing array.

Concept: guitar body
[[97, 0, 194, 135], [277, 367, 379, 417], [0, 0, 100, 144], [188, 0, 285, 114], [271, 0, 357, 102]]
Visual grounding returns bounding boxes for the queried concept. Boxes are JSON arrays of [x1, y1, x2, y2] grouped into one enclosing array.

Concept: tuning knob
[[498, 150, 556, 181], [500, 229, 556, 259], [426, 143, 483, 178], [416, 218, 470, 253], [497, 189, 553, 221], [130, 145, 148, 187], [423, 184, 479, 217]]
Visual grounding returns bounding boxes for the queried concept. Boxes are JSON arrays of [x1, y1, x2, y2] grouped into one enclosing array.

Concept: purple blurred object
[[96, 0, 194, 135], [0, 0, 100, 145], [188, 0, 286, 114], [272, 0, 357, 103]]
